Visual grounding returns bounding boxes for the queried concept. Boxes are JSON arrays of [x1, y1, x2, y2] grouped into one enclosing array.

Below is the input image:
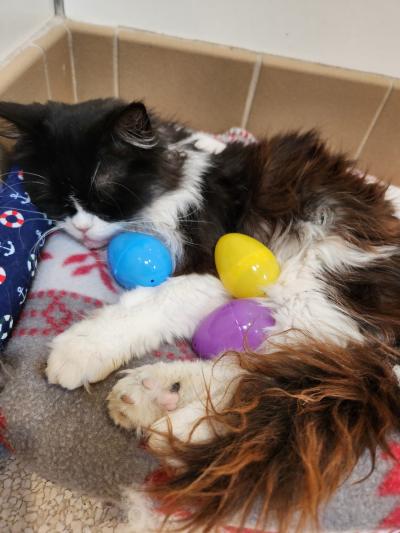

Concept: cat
[[1, 98, 400, 531]]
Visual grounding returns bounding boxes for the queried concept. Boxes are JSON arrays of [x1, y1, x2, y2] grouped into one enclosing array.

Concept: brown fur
[[147, 133, 400, 531], [246, 132, 398, 250], [150, 340, 400, 531]]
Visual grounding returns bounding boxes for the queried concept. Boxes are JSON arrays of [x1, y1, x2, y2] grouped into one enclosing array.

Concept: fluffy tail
[[148, 339, 400, 532]]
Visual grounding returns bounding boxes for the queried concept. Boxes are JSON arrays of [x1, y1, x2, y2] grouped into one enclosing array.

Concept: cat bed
[[1, 130, 400, 531], [3, 232, 400, 531]]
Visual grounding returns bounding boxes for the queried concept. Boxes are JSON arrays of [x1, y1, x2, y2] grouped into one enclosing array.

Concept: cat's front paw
[[107, 363, 182, 433], [46, 315, 119, 389]]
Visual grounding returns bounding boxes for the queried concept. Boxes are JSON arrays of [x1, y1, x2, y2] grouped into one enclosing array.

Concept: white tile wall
[[65, 0, 400, 78], [0, 0, 54, 62]]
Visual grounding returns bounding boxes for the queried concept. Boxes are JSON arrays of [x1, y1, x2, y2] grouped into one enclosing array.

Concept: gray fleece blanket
[[1, 232, 400, 531], [0, 292, 157, 499]]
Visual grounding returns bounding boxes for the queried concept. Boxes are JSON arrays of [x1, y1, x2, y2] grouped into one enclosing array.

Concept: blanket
[[0, 129, 399, 531]]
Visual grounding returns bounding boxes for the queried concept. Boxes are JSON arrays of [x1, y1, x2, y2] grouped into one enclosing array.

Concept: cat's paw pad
[[46, 319, 115, 390], [107, 365, 181, 432]]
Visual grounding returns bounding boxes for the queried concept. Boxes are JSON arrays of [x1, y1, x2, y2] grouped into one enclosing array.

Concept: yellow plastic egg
[[215, 233, 280, 298]]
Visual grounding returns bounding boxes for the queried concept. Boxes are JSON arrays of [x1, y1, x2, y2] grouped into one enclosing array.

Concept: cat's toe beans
[[107, 368, 183, 430], [142, 377, 159, 390], [107, 375, 161, 430], [156, 390, 180, 411], [120, 393, 135, 404]]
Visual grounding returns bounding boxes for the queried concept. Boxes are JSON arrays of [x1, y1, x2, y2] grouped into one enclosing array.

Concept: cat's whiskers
[[15, 171, 48, 182], [0, 178, 23, 197], [29, 226, 59, 256], [124, 218, 209, 252], [21, 180, 49, 188], [0, 170, 49, 182], [99, 188, 125, 218], [10, 217, 55, 249], [101, 180, 144, 206], [0, 171, 48, 198], [126, 214, 212, 227], [0, 206, 56, 220], [31, 192, 51, 202], [89, 161, 101, 192]]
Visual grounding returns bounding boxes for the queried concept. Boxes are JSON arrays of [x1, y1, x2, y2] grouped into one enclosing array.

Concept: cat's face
[[0, 99, 166, 248]]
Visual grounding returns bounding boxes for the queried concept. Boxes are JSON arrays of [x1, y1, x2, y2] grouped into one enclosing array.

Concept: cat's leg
[[108, 358, 240, 449], [46, 274, 229, 390]]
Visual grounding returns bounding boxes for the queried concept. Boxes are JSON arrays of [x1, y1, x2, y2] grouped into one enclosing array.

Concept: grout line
[[62, 21, 78, 103], [354, 81, 393, 160], [31, 44, 52, 100], [113, 28, 120, 98], [240, 54, 262, 129]]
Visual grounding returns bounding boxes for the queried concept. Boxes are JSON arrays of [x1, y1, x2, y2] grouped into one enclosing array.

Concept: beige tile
[[357, 82, 400, 184], [118, 28, 256, 133], [247, 55, 390, 156], [0, 46, 48, 103], [35, 24, 75, 103], [67, 21, 114, 102]]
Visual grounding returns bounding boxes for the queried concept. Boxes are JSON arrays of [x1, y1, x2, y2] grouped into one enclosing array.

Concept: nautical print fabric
[[0, 167, 53, 349]]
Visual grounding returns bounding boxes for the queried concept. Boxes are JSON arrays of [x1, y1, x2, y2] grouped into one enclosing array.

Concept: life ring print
[[0, 209, 25, 228], [0, 267, 6, 285]]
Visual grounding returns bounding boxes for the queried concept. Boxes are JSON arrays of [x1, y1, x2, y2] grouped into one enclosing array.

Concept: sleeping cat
[[1, 98, 400, 531]]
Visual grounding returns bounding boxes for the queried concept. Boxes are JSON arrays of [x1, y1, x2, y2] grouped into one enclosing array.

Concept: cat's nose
[[73, 221, 91, 233], [72, 216, 94, 233]]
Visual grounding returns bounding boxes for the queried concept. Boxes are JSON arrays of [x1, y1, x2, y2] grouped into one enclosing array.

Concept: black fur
[[0, 99, 182, 221], [0, 98, 261, 275]]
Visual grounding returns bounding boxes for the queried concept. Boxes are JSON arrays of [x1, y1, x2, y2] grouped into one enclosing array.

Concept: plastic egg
[[215, 233, 280, 298], [192, 299, 275, 359], [108, 232, 173, 289]]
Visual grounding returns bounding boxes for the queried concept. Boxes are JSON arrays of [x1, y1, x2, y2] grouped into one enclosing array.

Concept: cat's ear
[[0, 101, 45, 139], [112, 102, 156, 149]]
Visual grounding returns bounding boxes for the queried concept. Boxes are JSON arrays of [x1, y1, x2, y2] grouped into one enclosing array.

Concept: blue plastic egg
[[107, 232, 173, 289]]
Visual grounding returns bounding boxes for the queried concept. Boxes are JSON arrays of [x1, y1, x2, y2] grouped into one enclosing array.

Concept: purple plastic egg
[[192, 299, 276, 360]]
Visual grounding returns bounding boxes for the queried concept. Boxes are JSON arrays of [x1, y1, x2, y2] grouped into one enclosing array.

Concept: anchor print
[[9, 190, 31, 204], [35, 229, 45, 247], [0, 240, 15, 257], [17, 286, 28, 305], [0, 167, 57, 348]]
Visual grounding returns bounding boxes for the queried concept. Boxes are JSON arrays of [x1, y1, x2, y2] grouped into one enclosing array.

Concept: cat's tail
[[148, 338, 400, 532]]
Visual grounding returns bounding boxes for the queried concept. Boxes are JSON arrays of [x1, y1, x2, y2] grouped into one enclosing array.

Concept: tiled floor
[[0, 455, 126, 532]]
